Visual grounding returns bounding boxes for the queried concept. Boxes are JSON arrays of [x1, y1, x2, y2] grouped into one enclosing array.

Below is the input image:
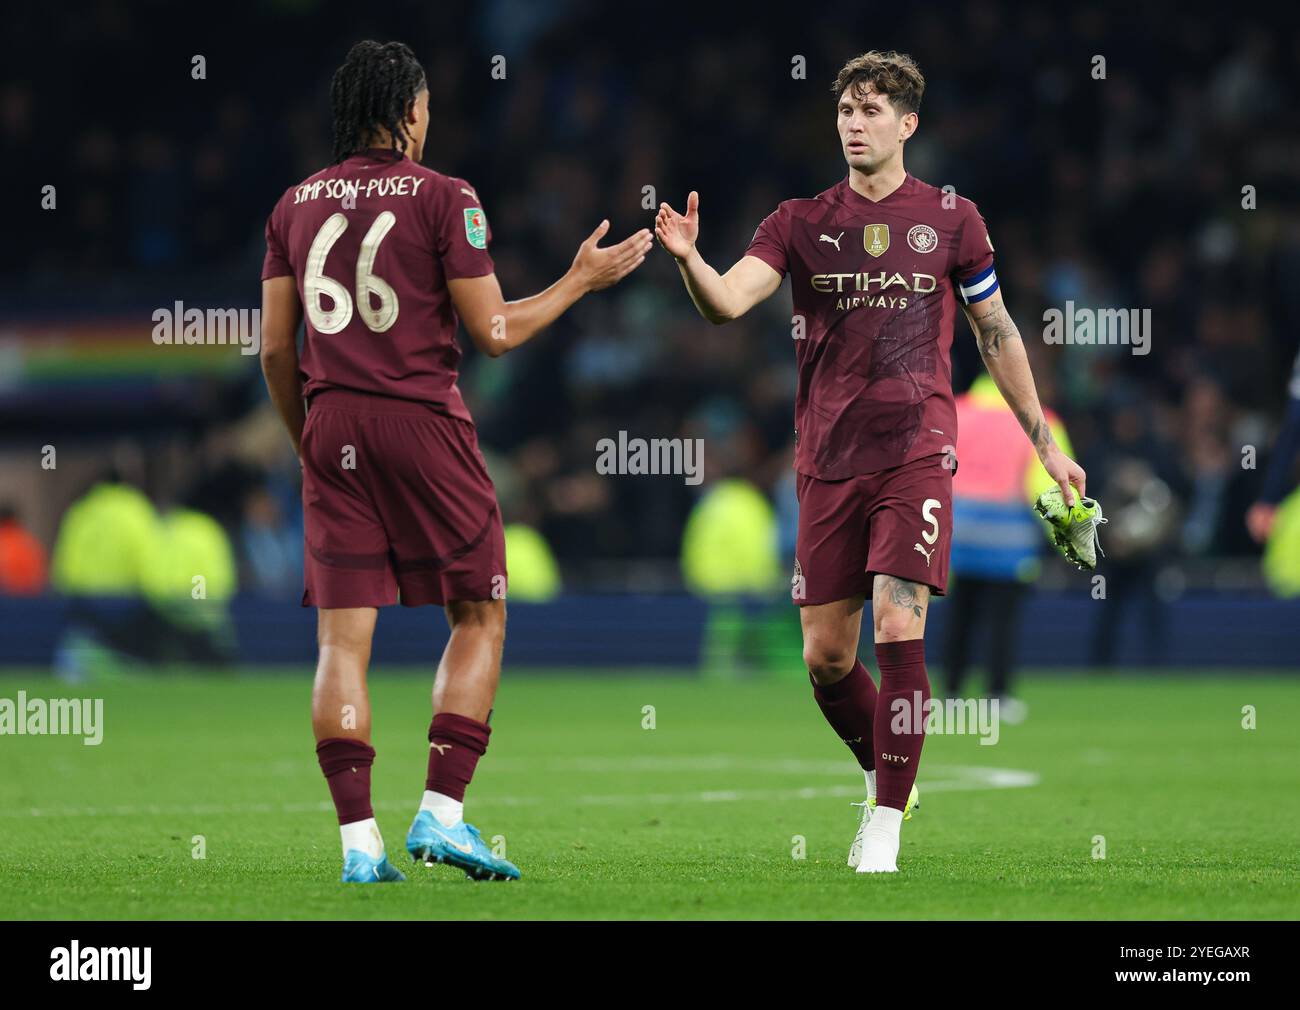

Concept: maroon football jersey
[[746, 174, 997, 480], [262, 149, 495, 419]]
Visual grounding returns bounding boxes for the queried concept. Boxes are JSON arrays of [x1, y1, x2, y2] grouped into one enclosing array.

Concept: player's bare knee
[[874, 605, 925, 642], [803, 638, 855, 684], [317, 626, 369, 650], [316, 609, 377, 658]]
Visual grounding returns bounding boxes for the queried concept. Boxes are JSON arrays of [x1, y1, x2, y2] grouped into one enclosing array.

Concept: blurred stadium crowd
[[2, 0, 1298, 605]]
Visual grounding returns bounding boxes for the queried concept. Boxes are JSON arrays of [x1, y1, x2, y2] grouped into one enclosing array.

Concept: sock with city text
[[873, 639, 929, 810]]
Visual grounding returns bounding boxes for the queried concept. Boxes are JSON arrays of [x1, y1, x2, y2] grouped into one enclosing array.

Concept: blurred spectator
[[0, 504, 48, 595], [680, 477, 782, 675], [51, 477, 159, 597], [49, 474, 237, 676], [146, 504, 238, 664], [240, 484, 303, 599], [503, 523, 561, 602]]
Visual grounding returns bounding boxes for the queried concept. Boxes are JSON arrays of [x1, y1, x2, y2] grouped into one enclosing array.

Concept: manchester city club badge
[[908, 223, 938, 253]]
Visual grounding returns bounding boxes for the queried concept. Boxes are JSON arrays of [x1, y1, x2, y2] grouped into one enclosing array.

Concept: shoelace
[[1076, 508, 1108, 560], [1093, 517, 1107, 560]]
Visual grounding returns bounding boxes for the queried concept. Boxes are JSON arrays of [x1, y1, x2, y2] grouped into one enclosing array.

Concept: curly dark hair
[[330, 40, 427, 163], [831, 50, 926, 115]]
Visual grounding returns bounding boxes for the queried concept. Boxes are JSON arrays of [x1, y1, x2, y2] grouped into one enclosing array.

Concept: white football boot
[[852, 784, 919, 872]]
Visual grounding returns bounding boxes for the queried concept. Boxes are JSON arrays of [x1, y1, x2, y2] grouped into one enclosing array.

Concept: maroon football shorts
[[299, 389, 506, 609], [793, 452, 953, 606]]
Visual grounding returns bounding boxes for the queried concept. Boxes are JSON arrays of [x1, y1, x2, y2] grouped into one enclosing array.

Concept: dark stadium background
[[2, 0, 1298, 668]]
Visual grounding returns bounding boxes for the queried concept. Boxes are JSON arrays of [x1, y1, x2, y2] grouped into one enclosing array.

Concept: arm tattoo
[[972, 302, 1022, 360], [1013, 406, 1055, 454], [971, 304, 1055, 455], [875, 575, 928, 620]]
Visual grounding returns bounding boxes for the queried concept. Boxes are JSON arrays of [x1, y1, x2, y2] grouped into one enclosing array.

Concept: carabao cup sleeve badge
[[464, 208, 488, 249]]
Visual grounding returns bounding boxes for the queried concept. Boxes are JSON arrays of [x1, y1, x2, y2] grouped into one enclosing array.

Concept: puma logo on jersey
[[819, 231, 844, 251], [430, 742, 453, 755], [460, 186, 479, 200], [913, 542, 935, 566]]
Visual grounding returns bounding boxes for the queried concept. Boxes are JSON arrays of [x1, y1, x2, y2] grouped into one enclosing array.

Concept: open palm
[[655, 191, 700, 260]]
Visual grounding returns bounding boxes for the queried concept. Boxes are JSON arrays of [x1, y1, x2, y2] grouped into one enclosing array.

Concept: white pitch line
[[1, 761, 1037, 819]]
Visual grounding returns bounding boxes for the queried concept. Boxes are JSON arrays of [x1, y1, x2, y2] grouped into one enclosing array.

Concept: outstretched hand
[[655, 191, 700, 261], [572, 221, 654, 292]]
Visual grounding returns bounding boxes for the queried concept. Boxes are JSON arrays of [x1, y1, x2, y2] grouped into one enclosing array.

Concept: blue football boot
[[341, 848, 407, 883], [406, 810, 521, 881]]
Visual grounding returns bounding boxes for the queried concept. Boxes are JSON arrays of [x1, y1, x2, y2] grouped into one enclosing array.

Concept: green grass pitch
[[1, 669, 1297, 919]]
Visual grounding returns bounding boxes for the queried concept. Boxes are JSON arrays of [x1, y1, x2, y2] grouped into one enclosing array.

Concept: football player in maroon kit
[[260, 41, 652, 882], [655, 51, 1085, 873]]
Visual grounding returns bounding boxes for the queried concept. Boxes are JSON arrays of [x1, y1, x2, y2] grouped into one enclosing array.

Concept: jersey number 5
[[304, 211, 399, 335]]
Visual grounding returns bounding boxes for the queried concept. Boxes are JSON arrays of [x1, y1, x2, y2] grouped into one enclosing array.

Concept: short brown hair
[[831, 51, 925, 116]]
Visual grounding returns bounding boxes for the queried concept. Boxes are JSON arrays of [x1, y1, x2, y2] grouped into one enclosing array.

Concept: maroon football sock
[[873, 639, 930, 810], [811, 657, 878, 773], [425, 712, 492, 802], [316, 737, 375, 825]]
